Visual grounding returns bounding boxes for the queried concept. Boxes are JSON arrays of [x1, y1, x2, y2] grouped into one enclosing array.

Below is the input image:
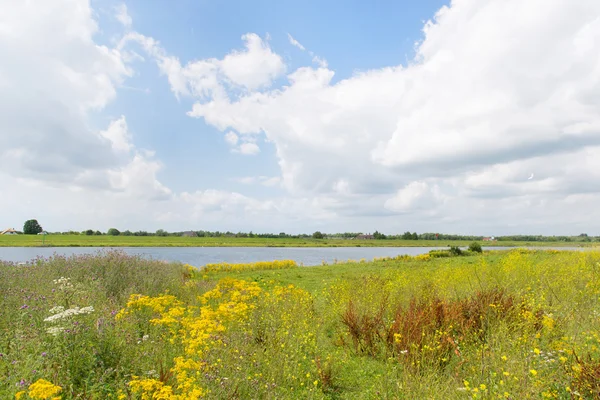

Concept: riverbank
[[0, 234, 596, 248], [2, 249, 600, 398]]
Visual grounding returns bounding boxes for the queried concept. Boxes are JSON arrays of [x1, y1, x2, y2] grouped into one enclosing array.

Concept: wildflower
[[44, 306, 94, 322], [27, 379, 62, 399], [530, 369, 538, 376]]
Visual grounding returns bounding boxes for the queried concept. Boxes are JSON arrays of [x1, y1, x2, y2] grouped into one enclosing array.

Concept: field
[[2, 249, 600, 398], [0, 234, 596, 248]]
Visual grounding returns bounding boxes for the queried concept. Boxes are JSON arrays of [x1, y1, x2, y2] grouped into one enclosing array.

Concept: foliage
[[84, 229, 94, 236], [312, 231, 324, 239], [4, 250, 600, 398], [23, 219, 43, 235], [373, 230, 387, 240], [448, 245, 463, 256], [203, 259, 297, 273], [107, 228, 120, 236], [468, 241, 483, 253]]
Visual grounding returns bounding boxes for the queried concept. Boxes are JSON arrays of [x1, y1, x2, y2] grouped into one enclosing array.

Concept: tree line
[[12, 220, 600, 242]]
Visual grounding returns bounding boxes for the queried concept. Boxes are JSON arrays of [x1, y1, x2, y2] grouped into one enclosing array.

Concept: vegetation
[[1, 234, 598, 248], [469, 241, 483, 253], [3, 249, 600, 398], [23, 219, 43, 235], [312, 231, 324, 239], [107, 228, 120, 236]]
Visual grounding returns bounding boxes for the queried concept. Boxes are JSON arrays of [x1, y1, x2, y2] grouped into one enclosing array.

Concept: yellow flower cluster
[[15, 379, 62, 400], [203, 259, 297, 273], [119, 278, 263, 399]]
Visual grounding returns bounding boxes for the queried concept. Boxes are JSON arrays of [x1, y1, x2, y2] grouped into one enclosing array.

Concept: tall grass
[[2, 250, 600, 398]]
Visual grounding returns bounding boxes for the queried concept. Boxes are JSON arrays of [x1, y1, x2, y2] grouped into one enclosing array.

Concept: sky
[[1, 0, 600, 235]]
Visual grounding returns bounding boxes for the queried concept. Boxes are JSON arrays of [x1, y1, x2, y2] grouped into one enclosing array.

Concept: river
[[0, 246, 587, 266]]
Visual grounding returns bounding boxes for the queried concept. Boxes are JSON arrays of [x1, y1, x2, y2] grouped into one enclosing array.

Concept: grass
[[1, 234, 597, 248], [3, 249, 600, 398]]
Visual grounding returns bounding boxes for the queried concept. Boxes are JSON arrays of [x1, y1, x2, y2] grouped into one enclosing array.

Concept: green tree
[[23, 219, 43, 235], [156, 229, 168, 237], [468, 242, 482, 253], [312, 231, 324, 239], [85, 229, 94, 236], [94, 230, 102, 236], [401, 231, 413, 240], [107, 228, 120, 236], [373, 230, 387, 240]]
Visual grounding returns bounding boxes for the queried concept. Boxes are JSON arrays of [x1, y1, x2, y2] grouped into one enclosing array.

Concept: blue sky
[[2, 0, 600, 234]]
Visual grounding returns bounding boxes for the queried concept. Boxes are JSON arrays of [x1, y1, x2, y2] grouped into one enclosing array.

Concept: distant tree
[[312, 231, 324, 239], [156, 229, 168, 237], [401, 231, 413, 240], [373, 230, 387, 240], [122, 230, 133, 236], [94, 230, 102, 236], [412, 232, 419, 240], [23, 219, 43, 235], [85, 229, 94, 236], [107, 228, 120, 236], [468, 242, 483, 253]]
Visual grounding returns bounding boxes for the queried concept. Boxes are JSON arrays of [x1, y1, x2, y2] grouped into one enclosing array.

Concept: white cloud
[[99, 116, 132, 152], [235, 142, 260, 155], [220, 33, 286, 89], [224, 131, 239, 146], [384, 182, 443, 213], [287, 33, 306, 51], [236, 176, 281, 186], [115, 4, 132, 28]]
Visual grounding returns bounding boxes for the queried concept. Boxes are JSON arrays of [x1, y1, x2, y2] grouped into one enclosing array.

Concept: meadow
[[2, 249, 600, 398], [0, 234, 595, 248]]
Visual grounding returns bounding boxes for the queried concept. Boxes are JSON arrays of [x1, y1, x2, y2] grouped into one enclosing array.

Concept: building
[[181, 231, 198, 237], [356, 234, 375, 240], [482, 236, 496, 241], [1, 228, 17, 235]]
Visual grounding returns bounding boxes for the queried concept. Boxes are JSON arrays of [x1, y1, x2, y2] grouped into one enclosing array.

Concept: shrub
[[449, 246, 463, 256], [107, 228, 120, 236], [468, 241, 483, 253]]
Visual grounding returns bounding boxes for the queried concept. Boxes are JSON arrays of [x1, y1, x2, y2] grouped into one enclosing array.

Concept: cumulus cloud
[[132, 0, 600, 232]]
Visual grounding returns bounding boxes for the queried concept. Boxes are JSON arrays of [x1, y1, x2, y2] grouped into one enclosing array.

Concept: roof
[[1, 228, 17, 235]]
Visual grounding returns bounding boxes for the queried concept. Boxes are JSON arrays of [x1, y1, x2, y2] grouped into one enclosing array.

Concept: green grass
[[1, 234, 597, 248], [4, 250, 600, 398]]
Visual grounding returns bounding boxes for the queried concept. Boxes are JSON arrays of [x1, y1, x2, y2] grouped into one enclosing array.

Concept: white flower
[[46, 326, 65, 336], [44, 306, 94, 322], [49, 306, 64, 314]]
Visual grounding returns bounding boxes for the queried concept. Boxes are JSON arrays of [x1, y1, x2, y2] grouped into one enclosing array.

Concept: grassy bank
[[0, 234, 596, 248], [2, 250, 600, 398]]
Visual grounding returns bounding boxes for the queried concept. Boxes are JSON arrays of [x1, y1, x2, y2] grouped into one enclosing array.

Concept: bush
[[468, 242, 483, 253], [312, 231, 324, 239], [107, 228, 120, 236], [449, 246, 463, 256]]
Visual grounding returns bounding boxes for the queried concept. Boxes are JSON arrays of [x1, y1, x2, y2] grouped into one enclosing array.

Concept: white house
[[1, 228, 18, 235]]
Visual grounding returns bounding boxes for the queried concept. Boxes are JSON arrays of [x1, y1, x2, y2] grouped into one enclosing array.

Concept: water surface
[[0, 246, 571, 266]]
